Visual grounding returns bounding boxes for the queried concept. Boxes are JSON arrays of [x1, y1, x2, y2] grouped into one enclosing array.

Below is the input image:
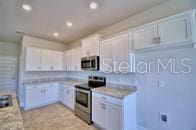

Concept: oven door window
[[76, 91, 88, 107]]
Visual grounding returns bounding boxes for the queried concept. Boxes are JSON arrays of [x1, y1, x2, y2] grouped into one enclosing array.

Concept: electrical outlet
[[160, 113, 169, 124], [157, 80, 165, 87]]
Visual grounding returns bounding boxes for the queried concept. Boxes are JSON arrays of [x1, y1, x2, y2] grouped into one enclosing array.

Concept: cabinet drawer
[[92, 92, 122, 106]]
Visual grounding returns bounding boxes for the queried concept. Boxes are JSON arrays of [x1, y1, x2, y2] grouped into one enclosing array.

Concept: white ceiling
[[0, 0, 167, 44]]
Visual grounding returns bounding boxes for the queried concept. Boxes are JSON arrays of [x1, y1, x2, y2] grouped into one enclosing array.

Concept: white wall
[[65, 0, 196, 130], [135, 47, 196, 130], [0, 41, 20, 56]]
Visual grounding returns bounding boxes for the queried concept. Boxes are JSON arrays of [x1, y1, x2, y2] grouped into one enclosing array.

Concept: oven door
[[75, 88, 91, 113]]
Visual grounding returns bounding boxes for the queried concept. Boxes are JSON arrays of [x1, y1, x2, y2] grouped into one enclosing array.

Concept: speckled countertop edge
[[0, 92, 24, 130], [92, 86, 137, 99]]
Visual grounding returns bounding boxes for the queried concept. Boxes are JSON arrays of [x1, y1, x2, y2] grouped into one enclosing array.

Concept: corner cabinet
[[24, 83, 59, 110], [92, 92, 136, 130], [64, 47, 82, 71], [82, 34, 100, 57]]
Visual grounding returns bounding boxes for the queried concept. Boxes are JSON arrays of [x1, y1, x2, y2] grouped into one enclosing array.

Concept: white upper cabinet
[[133, 10, 195, 50], [158, 16, 192, 45], [64, 47, 82, 71], [25, 47, 64, 71], [41, 50, 64, 71], [41, 50, 53, 71], [25, 47, 41, 71], [133, 24, 158, 50], [112, 33, 129, 73], [100, 39, 113, 73], [71, 47, 82, 71], [64, 50, 72, 71], [82, 34, 100, 57], [52, 51, 64, 71], [100, 33, 129, 73]]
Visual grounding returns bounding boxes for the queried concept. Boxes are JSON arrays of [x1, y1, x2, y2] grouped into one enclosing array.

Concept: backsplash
[[64, 71, 137, 87], [23, 71, 137, 88], [23, 71, 66, 80]]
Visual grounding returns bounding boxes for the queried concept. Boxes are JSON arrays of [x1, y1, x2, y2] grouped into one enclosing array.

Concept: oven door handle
[[76, 88, 91, 94]]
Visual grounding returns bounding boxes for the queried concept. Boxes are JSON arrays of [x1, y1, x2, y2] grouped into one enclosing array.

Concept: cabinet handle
[[44, 89, 46, 93], [154, 37, 158, 44], [102, 104, 106, 110], [157, 36, 161, 43], [37, 66, 40, 70]]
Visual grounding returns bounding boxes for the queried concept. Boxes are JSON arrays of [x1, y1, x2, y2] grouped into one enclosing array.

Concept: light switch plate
[[158, 80, 165, 87]]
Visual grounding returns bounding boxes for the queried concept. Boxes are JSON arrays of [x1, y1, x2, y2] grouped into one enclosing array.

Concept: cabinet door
[[52, 51, 64, 71], [41, 50, 52, 71], [158, 16, 192, 45], [100, 40, 113, 73], [43, 84, 59, 103], [82, 35, 100, 57], [71, 47, 82, 71], [64, 50, 72, 71], [133, 24, 158, 49], [63, 86, 69, 106], [112, 33, 129, 73], [105, 103, 122, 130], [59, 86, 64, 103], [67, 86, 75, 110], [25, 47, 41, 71], [25, 86, 43, 108], [92, 98, 105, 128]]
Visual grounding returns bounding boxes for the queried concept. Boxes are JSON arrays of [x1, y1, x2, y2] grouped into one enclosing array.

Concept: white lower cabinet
[[25, 83, 59, 110], [92, 92, 136, 130], [59, 84, 75, 110]]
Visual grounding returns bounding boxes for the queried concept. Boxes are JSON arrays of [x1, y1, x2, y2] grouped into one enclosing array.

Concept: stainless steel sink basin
[[0, 95, 13, 108]]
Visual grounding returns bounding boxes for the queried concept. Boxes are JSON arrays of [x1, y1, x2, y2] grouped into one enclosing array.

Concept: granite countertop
[[23, 79, 87, 86], [92, 87, 136, 99], [0, 92, 24, 130]]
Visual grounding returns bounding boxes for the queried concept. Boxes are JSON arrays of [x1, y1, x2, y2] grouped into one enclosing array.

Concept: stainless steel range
[[75, 76, 106, 124]]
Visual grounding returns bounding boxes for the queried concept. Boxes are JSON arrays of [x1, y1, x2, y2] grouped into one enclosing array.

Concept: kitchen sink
[[0, 95, 13, 108]]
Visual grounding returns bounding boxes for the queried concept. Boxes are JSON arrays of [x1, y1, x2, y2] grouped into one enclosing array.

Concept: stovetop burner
[[75, 76, 106, 90]]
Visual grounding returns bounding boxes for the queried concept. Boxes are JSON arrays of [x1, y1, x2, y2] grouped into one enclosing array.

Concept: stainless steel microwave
[[81, 56, 99, 71]]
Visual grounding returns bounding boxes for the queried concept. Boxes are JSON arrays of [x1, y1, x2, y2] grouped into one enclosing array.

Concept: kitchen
[[0, 0, 196, 130]]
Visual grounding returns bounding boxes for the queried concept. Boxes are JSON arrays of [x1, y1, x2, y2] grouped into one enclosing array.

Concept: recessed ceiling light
[[66, 22, 73, 27], [89, 2, 98, 10], [22, 4, 32, 11], [53, 33, 59, 37]]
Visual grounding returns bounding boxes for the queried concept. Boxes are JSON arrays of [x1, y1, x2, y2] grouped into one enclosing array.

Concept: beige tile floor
[[21, 103, 98, 130]]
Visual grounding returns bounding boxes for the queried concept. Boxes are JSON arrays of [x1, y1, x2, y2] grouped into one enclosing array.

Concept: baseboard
[[24, 100, 59, 110], [137, 125, 148, 130]]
